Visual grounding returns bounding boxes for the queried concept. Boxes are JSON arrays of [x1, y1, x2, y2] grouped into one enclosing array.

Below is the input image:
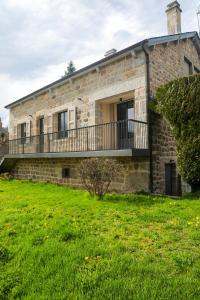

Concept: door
[[165, 163, 177, 196], [39, 117, 44, 153], [20, 123, 26, 144], [117, 100, 134, 149]]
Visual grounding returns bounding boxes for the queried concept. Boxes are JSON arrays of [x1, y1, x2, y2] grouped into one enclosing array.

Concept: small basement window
[[62, 168, 70, 178]]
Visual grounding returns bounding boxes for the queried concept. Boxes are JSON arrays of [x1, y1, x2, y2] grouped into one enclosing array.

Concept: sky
[[0, 0, 199, 127]]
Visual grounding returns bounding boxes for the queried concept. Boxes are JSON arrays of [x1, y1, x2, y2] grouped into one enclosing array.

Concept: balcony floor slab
[[5, 149, 149, 159]]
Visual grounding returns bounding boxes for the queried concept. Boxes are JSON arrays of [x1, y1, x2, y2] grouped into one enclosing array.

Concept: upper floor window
[[184, 57, 193, 75], [58, 111, 68, 138], [21, 123, 26, 138], [20, 123, 26, 144]]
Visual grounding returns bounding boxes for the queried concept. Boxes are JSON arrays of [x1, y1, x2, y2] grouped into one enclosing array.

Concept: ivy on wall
[[152, 74, 200, 190]]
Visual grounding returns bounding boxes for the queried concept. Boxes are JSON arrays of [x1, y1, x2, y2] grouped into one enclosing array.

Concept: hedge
[[152, 74, 200, 190]]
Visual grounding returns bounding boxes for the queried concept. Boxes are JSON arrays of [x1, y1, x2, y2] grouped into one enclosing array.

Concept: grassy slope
[[0, 181, 200, 300]]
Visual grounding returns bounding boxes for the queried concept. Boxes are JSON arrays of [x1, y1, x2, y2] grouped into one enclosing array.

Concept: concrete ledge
[[5, 150, 133, 159], [4, 149, 149, 159]]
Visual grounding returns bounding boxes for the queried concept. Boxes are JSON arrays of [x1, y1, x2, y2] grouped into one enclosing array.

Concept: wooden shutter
[[13, 126, 17, 139], [17, 124, 21, 139], [52, 113, 58, 132], [26, 122, 30, 137], [17, 124, 21, 145], [68, 107, 76, 130], [67, 107, 76, 138]]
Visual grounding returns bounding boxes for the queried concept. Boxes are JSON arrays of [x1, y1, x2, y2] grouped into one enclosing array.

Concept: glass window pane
[[58, 112, 66, 131], [21, 123, 26, 138], [65, 112, 68, 130], [128, 107, 134, 120], [58, 111, 68, 138]]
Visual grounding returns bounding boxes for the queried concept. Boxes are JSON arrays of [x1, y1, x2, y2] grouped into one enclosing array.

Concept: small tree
[[79, 158, 120, 198], [152, 74, 200, 191], [63, 61, 76, 77]]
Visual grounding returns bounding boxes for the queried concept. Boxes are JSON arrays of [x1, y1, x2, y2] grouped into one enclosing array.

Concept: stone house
[[1, 1, 200, 195]]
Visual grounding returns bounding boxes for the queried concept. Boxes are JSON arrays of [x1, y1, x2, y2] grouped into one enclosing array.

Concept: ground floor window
[[62, 168, 70, 178]]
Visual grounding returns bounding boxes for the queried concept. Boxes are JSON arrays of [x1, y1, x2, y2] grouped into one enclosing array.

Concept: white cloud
[[0, 0, 199, 126]]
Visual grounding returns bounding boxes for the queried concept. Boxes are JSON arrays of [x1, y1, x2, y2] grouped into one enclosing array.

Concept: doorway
[[165, 163, 178, 196], [117, 100, 134, 149], [39, 117, 44, 153]]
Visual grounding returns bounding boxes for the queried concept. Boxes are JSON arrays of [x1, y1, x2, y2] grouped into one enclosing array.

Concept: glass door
[[117, 100, 134, 149], [39, 117, 44, 153]]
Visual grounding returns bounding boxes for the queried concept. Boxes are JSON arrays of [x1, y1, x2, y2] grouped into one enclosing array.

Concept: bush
[[79, 158, 120, 198], [152, 74, 200, 190]]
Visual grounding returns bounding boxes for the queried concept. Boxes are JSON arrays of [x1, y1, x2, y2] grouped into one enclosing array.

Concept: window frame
[[184, 57, 193, 75], [58, 111, 68, 139], [20, 123, 26, 144], [62, 168, 70, 178]]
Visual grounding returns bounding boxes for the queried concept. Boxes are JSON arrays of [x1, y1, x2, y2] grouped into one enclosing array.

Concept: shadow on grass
[[182, 192, 200, 201], [102, 193, 167, 207]]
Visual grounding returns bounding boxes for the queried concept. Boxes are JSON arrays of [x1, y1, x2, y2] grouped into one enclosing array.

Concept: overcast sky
[[0, 0, 199, 126]]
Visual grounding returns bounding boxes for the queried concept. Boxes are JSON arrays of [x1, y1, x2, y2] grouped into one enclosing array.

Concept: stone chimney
[[166, 1, 182, 35]]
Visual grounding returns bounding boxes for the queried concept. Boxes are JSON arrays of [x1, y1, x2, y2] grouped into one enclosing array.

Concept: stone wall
[[7, 48, 149, 193], [9, 51, 147, 140], [11, 157, 149, 194], [149, 39, 200, 93], [151, 113, 176, 194], [149, 39, 200, 194]]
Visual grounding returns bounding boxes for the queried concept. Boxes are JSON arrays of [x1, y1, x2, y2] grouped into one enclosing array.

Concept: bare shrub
[[79, 158, 120, 198]]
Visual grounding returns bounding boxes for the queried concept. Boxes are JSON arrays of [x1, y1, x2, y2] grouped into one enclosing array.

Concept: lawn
[[0, 180, 200, 300]]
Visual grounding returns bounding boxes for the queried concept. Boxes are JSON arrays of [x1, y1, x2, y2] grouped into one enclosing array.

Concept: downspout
[[142, 43, 153, 193]]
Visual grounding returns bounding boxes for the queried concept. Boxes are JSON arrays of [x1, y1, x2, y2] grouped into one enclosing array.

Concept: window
[[20, 123, 26, 144], [62, 168, 70, 178], [0, 133, 5, 142], [39, 117, 44, 135], [184, 57, 193, 75], [194, 66, 200, 74], [58, 111, 68, 138]]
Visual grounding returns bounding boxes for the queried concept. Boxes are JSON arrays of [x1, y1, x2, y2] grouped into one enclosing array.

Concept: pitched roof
[[5, 31, 200, 109]]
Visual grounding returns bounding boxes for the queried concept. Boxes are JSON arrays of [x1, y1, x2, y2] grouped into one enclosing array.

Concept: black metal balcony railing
[[8, 119, 148, 155]]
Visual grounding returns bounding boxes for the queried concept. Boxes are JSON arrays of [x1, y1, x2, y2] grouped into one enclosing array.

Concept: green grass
[[1, 180, 200, 300]]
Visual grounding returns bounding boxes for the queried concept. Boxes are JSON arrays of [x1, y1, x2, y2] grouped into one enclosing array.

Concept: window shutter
[[14, 126, 17, 138], [68, 107, 76, 130], [17, 124, 21, 145], [17, 124, 21, 139], [68, 107, 76, 138], [52, 113, 58, 132], [26, 122, 30, 137]]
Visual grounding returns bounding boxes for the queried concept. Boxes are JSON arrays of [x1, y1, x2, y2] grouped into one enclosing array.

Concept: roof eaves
[[192, 32, 200, 57], [5, 39, 148, 109], [6, 31, 200, 110], [147, 31, 198, 47]]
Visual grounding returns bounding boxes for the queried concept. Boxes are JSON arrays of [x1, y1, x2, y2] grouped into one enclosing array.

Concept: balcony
[[6, 119, 149, 159]]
